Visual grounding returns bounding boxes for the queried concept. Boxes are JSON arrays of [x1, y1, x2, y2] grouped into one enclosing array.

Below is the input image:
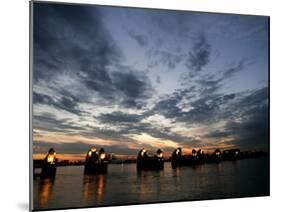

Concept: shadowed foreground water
[[33, 157, 269, 210]]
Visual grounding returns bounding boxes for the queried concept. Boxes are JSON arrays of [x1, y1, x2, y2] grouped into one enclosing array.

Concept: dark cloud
[[33, 4, 120, 96], [129, 31, 149, 46], [34, 3, 120, 81], [205, 130, 230, 139], [204, 87, 268, 151], [185, 33, 212, 77], [33, 3, 154, 110], [234, 87, 268, 111], [33, 113, 86, 133], [33, 92, 83, 115], [97, 111, 141, 124], [223, 94, 268, 151], [153, 95, 182, 119], [112, 70, 152, 99], [222, 93, 236, 101], [153, 86, 268, 151], [111, 67, 154, 108]]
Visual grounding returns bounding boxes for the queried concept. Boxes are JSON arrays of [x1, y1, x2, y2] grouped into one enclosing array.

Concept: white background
[[0, 0, 280, 211]]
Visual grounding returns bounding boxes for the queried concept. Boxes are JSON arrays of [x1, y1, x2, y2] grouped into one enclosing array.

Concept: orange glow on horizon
[[33, 143, 237, 161], [33, 153, 86, 161]]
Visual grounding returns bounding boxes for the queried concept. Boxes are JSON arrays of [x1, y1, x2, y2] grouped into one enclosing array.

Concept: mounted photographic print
[[30, 1, 270, 211]]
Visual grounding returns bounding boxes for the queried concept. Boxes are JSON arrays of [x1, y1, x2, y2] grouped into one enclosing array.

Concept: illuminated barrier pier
[[209, 148, 222, 163], [40, 148, 57, 179], [136, 149, 164, 170], [84, 147, 109, 174], [222, 149, 240, 161], [171, 147, 243, 168], [171, 147, 206, 168]]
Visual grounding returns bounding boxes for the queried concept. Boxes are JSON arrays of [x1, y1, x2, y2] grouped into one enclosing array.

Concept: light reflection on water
[[33, 158, 269, 210], [37, 179, 55, 208], [83, 174, 105, 203]]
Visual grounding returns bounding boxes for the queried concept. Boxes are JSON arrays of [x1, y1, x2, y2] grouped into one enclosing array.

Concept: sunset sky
[[32, 3, 269, 160]]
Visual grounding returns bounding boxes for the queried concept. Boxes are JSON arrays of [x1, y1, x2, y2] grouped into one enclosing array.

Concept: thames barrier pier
[[84, 147, 109, 174], [136, 148, 164, 170]]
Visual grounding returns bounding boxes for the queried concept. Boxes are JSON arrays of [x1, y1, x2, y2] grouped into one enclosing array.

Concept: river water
[[33, 157, 269, 210]]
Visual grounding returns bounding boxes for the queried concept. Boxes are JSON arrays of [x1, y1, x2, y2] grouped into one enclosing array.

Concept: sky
[[32, 2, 269, 160]]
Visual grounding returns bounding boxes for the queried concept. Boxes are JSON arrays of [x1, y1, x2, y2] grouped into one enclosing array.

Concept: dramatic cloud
[[33, 4, 120, 82], [33, 3, 120, 103], [32, 3, 269, 159]]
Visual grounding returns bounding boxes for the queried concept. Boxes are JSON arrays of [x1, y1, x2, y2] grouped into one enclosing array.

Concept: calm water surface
[[33, 157, 269, 210]]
